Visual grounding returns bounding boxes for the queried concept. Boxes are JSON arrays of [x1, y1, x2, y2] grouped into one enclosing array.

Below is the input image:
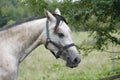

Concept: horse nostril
[[73, 57, 81, 64]]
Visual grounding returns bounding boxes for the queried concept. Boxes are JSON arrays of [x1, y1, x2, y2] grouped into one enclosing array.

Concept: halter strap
[[46, 19, 50, 40], [45, 19, 75, 59]]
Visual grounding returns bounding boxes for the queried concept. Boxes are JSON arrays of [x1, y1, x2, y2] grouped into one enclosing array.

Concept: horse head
[[42, 8, 81, 68]]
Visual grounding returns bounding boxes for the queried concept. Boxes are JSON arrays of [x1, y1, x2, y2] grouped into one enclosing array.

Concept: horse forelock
[[53, 13, 68, 24], [53, 13, 68, 32]]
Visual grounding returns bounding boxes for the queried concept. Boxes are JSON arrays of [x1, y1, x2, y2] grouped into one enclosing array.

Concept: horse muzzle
[[66, 56, 81, 68]]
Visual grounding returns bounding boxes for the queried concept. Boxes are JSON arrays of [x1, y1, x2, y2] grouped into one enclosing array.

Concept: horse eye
[[58, 33, 64, 38]]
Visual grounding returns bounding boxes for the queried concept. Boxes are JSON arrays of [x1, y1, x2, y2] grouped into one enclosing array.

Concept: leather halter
[[45, 19, 75, 59]]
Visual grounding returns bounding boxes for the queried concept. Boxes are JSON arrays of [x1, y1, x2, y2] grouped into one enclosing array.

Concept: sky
[[58, 0, 80, 2]]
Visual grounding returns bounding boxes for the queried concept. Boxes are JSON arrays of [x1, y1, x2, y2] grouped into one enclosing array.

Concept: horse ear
[[44, 9, 56, 22], [54, 8, 61, 15]]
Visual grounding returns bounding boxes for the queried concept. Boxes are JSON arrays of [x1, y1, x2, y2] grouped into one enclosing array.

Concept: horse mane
[[0, 14, 67, 31], [0, 16, 46, 31]]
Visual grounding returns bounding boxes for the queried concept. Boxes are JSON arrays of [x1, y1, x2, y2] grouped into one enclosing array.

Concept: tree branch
[[98, 74, 120, 80]]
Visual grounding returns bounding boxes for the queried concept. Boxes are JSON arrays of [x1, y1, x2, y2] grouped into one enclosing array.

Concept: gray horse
[[0, 9, 80, 80]]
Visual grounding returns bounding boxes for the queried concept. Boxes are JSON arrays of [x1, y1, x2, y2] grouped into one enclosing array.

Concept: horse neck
[[0, 18, 47, 60], [17, 18, 46, 46]]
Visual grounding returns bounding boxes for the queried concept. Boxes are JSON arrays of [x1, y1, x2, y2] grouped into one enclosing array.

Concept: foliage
[[0, 0, 30, 27], [20, 0, 47, 16], [0, 0, 119, 55], [1, 0, 120, 47], [63, 0, 120, 50], [0, 0, 120, 79]]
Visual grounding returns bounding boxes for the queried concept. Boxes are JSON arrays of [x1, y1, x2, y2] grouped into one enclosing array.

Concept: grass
[[18, 32, 120, 80]]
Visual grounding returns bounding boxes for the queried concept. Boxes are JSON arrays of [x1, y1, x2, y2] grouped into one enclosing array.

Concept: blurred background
[[0, 0, 120, 80]]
